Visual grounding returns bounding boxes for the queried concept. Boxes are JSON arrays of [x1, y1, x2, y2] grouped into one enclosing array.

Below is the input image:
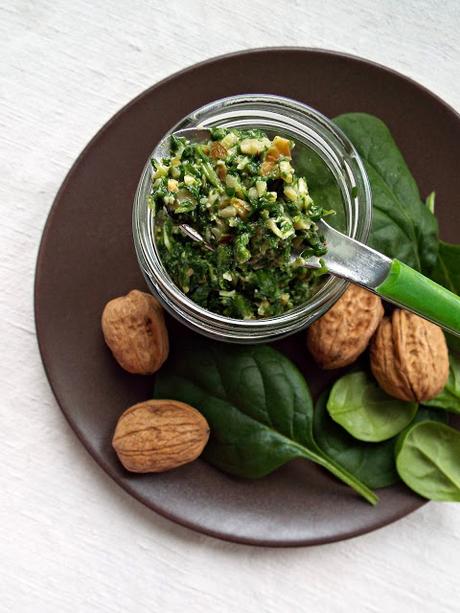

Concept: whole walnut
[[102, 290, 169, 375], [113, 399, 210, 473], [307, 284, 384, 369], [370, 309, 449, 402]]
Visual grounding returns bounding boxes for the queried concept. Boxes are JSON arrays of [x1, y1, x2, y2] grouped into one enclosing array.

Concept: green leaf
[[295, 113, 439, 272], [395, 421, 460, 501], [314, 393, 447, 489], [431, 240, 460, 293], [315, 390, 399, 488], [425, 191, 436, 214], [334, 113, 439, 274], [154, 340, 377, 504], [447, 335, 460, 355], [430, 241, 460, 353], [327, 371, 418, 442], [424, 354, 460, 414]]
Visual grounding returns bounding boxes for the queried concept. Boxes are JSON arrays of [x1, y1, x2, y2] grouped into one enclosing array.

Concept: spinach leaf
[[154, 340, 377, 504], [395, 421, 460, 501], [327, 371, 418, 442], [431, 241, 460, 353], [298, 114, 439, 272], [432, 241, 460, 293], [425, 354, 460, 414], [425, 191, 435, 214], [333, 113, 439, 274], [315, 390, 398, 488], [314, 393, 447, 489]]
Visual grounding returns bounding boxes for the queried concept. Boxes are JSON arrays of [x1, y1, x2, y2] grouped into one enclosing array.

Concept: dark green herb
[[424, 354, 460, 414], [327, 371, 418, 442], [395, 421, 460, 501], [154, 340, 377, 504], [314, 391, 447, 489]]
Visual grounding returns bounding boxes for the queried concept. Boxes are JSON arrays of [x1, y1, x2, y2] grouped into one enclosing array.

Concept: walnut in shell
[[113, 399, 210, 473], [306, 284, 384, 369], [101, 290, 169, 375], [370, 309, 449, 402]]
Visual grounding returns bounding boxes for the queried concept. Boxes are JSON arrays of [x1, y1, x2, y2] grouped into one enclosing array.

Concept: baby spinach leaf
[[314, 393, 447, 489], [154, 340, 377, 504], [298, 114, 439, 273], [432, 240, 460, 293], [334, 113, 439, 274], [425, 191, 436, 214], [327, 371, 418, 442], [395, 421, 460, 501], [315, 390, 399, 488], [295, 114, 439, 272], [431, 241, 460, 354], [425, 354, 460, 414]]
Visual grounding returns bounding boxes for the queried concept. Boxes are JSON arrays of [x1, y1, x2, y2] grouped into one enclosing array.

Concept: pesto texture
[[151, 127, 330, 319]]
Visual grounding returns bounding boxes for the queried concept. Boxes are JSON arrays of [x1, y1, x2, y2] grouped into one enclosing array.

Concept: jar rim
[[133, 94, 372, 340]]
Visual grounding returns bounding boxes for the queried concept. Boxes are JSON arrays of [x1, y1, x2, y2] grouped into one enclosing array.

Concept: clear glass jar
[[133, 94, 372, 343]]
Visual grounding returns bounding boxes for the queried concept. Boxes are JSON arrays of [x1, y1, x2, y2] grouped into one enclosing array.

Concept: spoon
[[153, 128, 460, 337]]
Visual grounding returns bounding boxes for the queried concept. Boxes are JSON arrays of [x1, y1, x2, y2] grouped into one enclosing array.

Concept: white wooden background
[[1, 1, 460, 611]]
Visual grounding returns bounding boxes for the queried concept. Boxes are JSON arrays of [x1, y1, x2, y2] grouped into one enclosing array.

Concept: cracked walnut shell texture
[[112, 400, 210, 473], [307, 284, 384, 369], [370, 309, 449, 402]]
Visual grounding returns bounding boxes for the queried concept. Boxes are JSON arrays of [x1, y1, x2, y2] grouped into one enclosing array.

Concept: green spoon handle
[[376, 259, 460, 335]]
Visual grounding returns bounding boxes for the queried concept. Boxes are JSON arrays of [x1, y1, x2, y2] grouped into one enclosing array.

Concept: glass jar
[[133, 94, 372, 343]]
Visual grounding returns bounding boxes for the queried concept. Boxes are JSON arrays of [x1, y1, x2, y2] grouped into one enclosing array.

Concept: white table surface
[[2, 1, 460, 611]]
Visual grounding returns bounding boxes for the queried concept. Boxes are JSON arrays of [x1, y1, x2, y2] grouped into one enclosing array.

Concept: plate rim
[[35, 47, 460, 547]]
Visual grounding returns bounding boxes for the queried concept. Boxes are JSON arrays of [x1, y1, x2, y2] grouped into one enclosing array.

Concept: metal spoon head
[[178, 223, 214, 251]]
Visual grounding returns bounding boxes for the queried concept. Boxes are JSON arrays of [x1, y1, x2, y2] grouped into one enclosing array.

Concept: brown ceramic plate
[[35, 49, 460, 546]]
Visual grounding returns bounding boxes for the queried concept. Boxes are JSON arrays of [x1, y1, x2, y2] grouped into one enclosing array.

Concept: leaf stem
[[304, 451, 379, 505]]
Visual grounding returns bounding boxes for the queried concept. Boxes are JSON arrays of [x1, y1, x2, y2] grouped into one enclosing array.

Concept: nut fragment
[[370, 309, 449, 402], [260, 136, 292, 176], [113, 400, 210, 473], [231, 197, 251, 219], [102, 290, 169, 375], [209, 141, 228, 159], [307, 284, 384, 369], [216, 163, 227, 181]]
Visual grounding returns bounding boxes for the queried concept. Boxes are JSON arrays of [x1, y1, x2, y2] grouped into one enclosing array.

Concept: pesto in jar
[[150, 127, 330, 319]]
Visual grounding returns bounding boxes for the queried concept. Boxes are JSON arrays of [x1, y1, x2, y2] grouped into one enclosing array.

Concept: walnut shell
[[307, 284, 384, 369], [112, 399, 210, 473], [370, 309, 449, 402], [102, 290, 169, 375]]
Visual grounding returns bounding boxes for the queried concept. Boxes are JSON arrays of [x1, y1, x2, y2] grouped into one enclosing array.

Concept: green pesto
[[151, 127, 330, 319]]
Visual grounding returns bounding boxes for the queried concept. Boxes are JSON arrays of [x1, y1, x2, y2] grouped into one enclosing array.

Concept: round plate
[[35, 48, 460, 546]]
